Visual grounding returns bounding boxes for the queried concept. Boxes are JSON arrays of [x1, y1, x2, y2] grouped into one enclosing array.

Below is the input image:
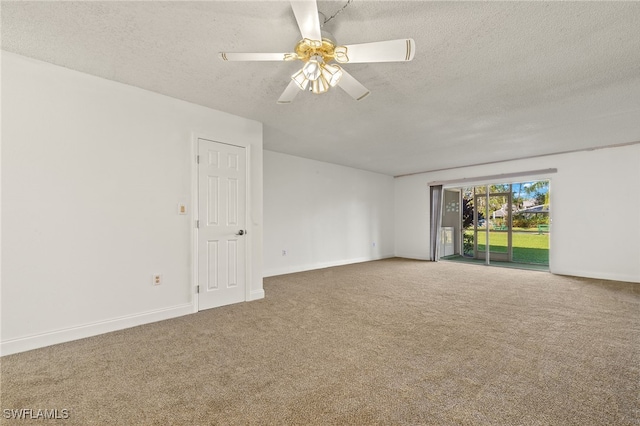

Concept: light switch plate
[[178, 203, 187, 215]]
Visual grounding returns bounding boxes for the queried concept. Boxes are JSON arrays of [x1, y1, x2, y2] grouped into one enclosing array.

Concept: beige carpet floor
[[1, 258, 639, 425]]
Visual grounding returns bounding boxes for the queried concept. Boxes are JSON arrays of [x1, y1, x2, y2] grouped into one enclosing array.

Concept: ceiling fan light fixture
[[311, 74, 330, 94], [321, 63, 343, 87], [220, 0, 416, 104], [302, 55, 324, 80], [292, 69, 310, 91]]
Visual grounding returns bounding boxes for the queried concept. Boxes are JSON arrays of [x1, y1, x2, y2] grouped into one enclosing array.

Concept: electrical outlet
[[282, 250, 287, 256], [153, 274, 162, 286]]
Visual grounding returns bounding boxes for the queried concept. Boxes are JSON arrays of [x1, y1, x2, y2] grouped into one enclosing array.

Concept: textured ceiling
[[2, 1, 640, 176]]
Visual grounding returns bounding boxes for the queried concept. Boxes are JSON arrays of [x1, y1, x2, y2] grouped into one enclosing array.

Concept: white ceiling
[[2, 1, 640, 176]]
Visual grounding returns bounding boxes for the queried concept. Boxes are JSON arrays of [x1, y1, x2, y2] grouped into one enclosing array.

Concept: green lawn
[[467, 231, 549, 264]]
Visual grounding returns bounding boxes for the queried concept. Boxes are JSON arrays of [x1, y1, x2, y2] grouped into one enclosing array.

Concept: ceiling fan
[[219, 0, 415, 104]]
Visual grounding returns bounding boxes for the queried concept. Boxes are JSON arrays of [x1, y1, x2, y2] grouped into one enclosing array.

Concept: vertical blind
[[429, 185, 443, 262]]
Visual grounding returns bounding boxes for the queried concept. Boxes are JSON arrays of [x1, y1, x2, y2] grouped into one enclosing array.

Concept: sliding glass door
[[511, 181, 550, 265], [453, 180, 550, 270], [474, 187, 512, 262]]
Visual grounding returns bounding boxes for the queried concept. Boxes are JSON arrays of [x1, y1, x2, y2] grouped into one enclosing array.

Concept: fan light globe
[[292, 69, 310, 91], [312, 75, 330, 94], [302, 55, 324, 81], [321, 63, 343, 87]]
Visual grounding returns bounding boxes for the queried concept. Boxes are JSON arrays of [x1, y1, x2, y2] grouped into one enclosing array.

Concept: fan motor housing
[[294, 38, 337, 62]]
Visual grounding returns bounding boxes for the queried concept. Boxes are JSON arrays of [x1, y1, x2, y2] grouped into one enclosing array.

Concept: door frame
[[190, 133, 253, 312]]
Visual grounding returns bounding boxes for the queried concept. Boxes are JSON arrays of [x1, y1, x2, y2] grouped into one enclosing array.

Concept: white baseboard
[[1, 303, 195, 356], [263, 254, 395, 278], [249, 289, 265, 301], [550, 268, 640, 284], [394, 253, 431, 261]]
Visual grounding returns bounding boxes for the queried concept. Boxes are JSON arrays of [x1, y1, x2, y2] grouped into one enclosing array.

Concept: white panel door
[[198, 138, 247, 310]]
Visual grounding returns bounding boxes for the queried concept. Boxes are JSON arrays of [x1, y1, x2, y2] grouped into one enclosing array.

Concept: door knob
[[236, 230, 245, 236]]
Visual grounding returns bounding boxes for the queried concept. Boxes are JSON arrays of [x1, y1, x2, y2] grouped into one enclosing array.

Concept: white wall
[[1, 52, 263, 355], [263, 151, 394, 277], [395, 144, 640, 283]]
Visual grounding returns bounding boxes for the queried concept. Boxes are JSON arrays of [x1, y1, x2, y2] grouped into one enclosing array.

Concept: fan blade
[[277, 80, 301, 104], [338, 39, 415, 63], [337, 69, 370, 101], [219, 52, 293, 62], [291, 0, 322, 42]]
